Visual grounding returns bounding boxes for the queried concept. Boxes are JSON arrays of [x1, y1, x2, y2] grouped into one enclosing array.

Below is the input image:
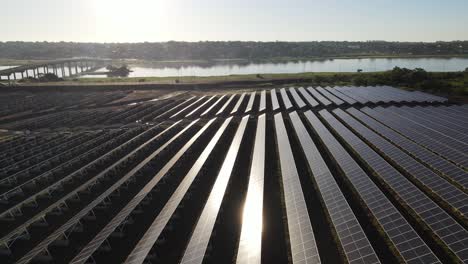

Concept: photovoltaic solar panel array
[[0, 86, 466, 264]]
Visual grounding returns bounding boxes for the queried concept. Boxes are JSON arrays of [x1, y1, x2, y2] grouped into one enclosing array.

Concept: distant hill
[[0, 41, 467, 61]]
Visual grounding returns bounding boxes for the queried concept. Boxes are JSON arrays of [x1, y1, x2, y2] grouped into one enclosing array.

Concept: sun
[[91, 0, 171, 42]]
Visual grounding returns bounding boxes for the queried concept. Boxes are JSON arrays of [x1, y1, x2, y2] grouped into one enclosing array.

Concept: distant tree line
[[0, 41, 467, 61], [307, 67, 468, 96]]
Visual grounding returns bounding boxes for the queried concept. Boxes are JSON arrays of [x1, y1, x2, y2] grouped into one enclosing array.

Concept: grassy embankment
[[37, 69, 467, 97]]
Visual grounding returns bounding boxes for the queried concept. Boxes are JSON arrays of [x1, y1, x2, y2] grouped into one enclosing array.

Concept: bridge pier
[[0, 59, 107, 84]]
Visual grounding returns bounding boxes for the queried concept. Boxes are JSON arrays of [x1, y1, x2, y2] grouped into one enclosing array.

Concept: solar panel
[[180, 115, 249, 264], [319, 109, 468, 263], [335, 87, 368, 104], [324, 87, 357, 105], [0, 131, 122, 204], [186, 95, 216, 117], [304, 110, 440, 264], [420, 107, 468, 130], [315, 87, 344, 105], [259, 90, 266, 112], [272, 113, 321, 264], [0, 133, 99, 184], [14, 119, 199, 264], [359, 87, 388, 103], [288, 87, 306, 108], [446, 105, 468, 116], [216, 94, 236, 115], [70, 120, 208, 264], [122, 118, 234, 264], [231, 93, 247, 114], [347, 107, 468, 190], [201, 95, 226, 116], [289, 111, 380, 264], [279, 88, 293, 109], [236, 114, 265, 264], [298, 87, 319, 107], [353, 86, 382, 103], [307, 87, 331, 106], [0, 126, 160, 247], [363, 107, 468, 170], [245, 91, 256, 113], [381, 107, 468, 160], [411, 91, 447, 103], [270, 89, 280, 110], [170, 96, 206, 118], [333, 108, 468, 216], [398, 106, 468, 142]]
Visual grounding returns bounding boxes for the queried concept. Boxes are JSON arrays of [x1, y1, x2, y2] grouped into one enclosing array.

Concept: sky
[[2, 0, 468, 42]]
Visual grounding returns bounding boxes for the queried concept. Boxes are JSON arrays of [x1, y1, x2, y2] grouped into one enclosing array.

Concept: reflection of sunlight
[[237, 173, 263, 263]]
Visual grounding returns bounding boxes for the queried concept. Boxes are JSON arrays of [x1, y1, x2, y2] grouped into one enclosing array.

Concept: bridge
[[0, 58, 109, 83]]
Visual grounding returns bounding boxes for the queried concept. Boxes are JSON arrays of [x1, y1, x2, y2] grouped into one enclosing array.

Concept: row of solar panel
[[163, 86, 447, 120], [0, 86, 447, 131], [1, 104, 466, 263]]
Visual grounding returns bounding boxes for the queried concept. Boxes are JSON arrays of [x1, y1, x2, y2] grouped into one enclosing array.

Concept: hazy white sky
[[2, 0, 467, 42]]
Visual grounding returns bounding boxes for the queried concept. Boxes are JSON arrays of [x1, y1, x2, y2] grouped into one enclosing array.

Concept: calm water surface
[[82, 58, 468, 78], [2, 58, 468, 78]]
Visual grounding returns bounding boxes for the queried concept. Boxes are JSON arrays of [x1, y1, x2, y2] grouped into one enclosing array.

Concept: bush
[[416, 79, 446, 92], [38, 73, 63, 82], [352, 76, 368, 86]]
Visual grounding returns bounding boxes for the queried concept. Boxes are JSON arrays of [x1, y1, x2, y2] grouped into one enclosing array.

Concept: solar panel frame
[[333, 108, 468, 216], [303, 110, 440, 264], [423, 107, 468, 128], [152, 96, 196, 120], [270, 89, 280, 111], [325, 87, 357, 105], [366, 107, 468, 169], [307, 87, 332, 106], [384, 106, 468, 155], [186, 95, 216, 118], [398, 106, 468, 141], [315, 87, 344, 105], [335, 87, 368, 104], [0, 126, 163, 246], [236, 114, 265, 264], [231, 93, 247, 114], [245, 91, 256, 113], [413, 107, 468, 132], [259, 90, 266, 112], [272, 113, 321, 264], [288, 87, 306, 108], [319, 109, 468, 263], [14, 119, 200, 264], [201, 95, 226, 116], [124, 119, 234, 264], [180, 115, 249, 264], [279, 88, 293, 109], [72, 118, 233, 264], [289, 111, 380, 264], [298, 87, 319, 108], [346, 107, 468, 190], [216, 94, 236, 115], [170, 96, 206, 119]]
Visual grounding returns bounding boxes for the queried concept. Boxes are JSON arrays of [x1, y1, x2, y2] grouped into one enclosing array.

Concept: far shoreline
[[1, 54, 468, 67]]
